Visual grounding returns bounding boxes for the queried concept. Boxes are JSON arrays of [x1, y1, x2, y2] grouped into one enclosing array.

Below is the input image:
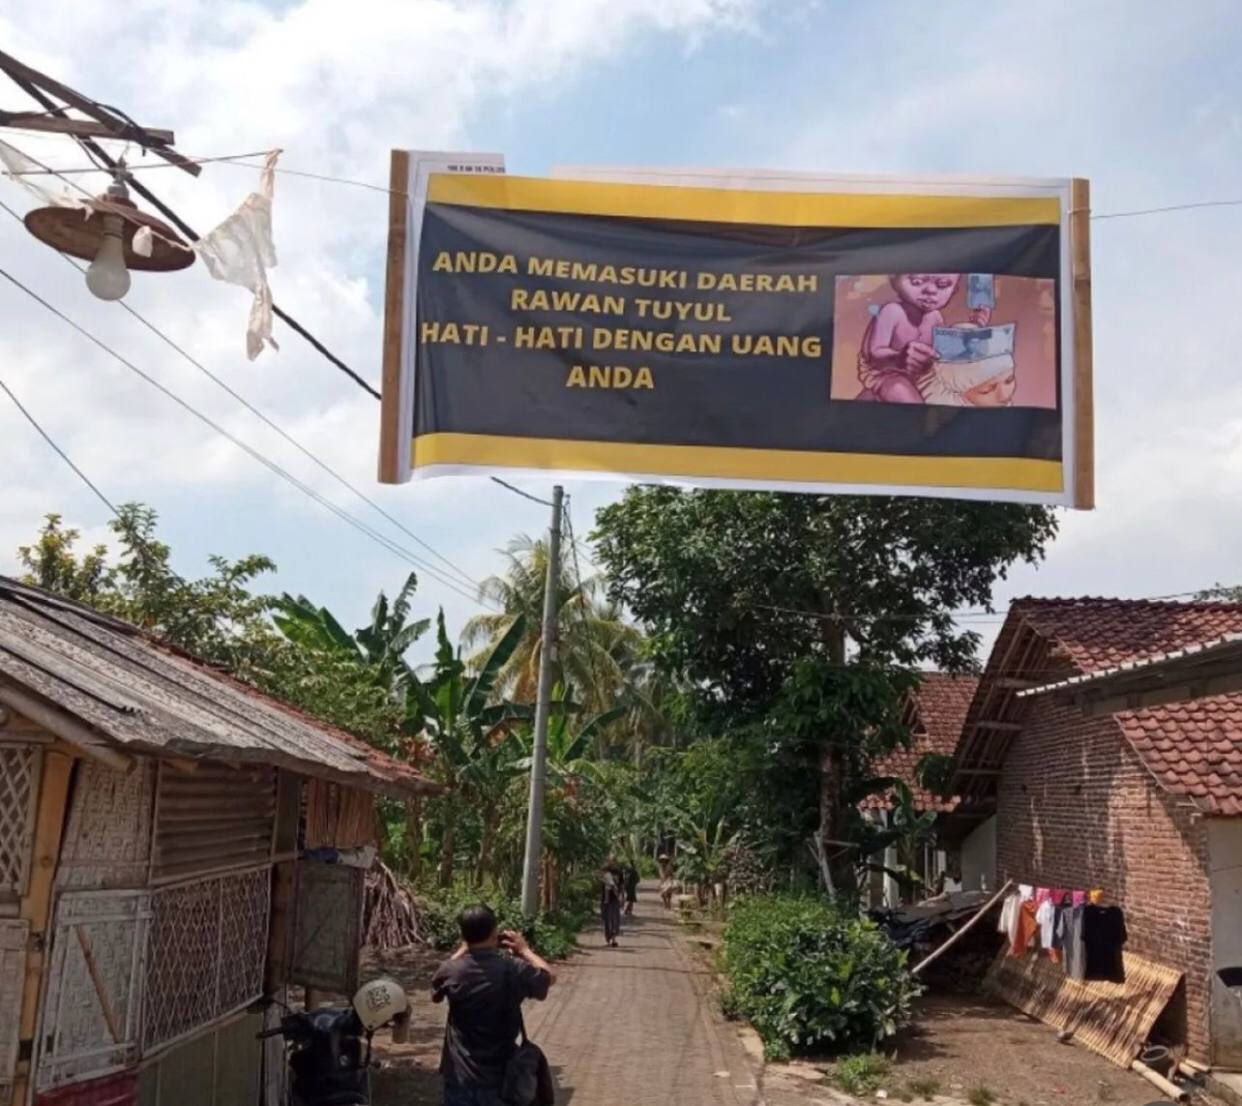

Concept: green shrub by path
[[420, 877, 598, 960], [831, 1054, 890, 1095], [721, 895, 919, 1061]]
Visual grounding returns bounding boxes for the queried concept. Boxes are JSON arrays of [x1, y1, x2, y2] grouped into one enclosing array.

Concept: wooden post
[[378, 150, 410, 483], [264, 861, 296, 994], [1130, 1059, 1187, 1101], [1070, 178, 1094, 509], [10, 748, 75, 1106]]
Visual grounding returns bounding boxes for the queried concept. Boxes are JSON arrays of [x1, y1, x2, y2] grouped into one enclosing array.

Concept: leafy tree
[[17, 514, 113, 602], [17, 506, 279, 679], [593, 488, 1056, 892]]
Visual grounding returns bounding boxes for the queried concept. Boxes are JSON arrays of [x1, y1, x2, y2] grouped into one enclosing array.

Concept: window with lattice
[[0, 743, 42, 903], [143, 867, 270, 1050]]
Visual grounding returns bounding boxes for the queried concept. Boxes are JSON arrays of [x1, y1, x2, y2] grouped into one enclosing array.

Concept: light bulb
[[85, 215, 131, 301]]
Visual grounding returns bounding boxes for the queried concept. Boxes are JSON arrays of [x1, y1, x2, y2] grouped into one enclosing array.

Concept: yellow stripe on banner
[[411, 434, 1064, 493], [425, 175, 1062, 229]]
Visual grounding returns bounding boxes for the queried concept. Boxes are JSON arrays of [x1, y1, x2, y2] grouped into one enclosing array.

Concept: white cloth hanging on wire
[[192, 149, 282, 360], [0, 138, 94, 210]]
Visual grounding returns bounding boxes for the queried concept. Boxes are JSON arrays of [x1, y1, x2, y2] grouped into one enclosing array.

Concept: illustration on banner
[[829, 273, 1057, 409]]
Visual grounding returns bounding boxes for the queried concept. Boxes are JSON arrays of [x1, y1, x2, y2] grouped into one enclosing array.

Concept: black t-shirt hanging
[[1082, 905, 1127, 982]]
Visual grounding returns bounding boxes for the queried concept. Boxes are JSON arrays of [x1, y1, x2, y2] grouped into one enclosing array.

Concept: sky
[[1, 0, 1240, 663]]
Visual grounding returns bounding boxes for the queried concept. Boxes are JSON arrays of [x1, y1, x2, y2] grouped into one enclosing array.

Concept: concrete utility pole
[[520, 485, 564, 916]]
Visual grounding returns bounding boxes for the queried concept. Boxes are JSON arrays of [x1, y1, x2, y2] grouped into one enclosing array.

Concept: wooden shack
[[0, 578, 437, 1106]]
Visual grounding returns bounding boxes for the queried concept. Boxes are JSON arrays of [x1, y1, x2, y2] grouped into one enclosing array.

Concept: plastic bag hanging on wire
[[0, 138, 93, 211], [193, 149, 282, 360]]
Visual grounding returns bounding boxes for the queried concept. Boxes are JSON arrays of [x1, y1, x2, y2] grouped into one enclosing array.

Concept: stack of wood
[[920, 925, 1005, 992], [363, 860, 426, 949]]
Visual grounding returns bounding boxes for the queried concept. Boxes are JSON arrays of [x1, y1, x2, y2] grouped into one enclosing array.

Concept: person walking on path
[[431, 904, 556, 1106], [623, 862, 639, 917], [658, 853, 676, 910], [601, 857, 625, 946]]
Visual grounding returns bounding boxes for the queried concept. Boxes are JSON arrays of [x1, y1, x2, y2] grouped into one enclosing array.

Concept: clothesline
[[998, 882, 1127, 984]]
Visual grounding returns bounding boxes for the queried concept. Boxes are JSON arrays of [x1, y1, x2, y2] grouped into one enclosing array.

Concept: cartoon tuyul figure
[[856, 273, 990, 403]]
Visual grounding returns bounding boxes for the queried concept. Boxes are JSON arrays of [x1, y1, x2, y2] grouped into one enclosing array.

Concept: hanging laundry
[[193, 150, 282, 360], [1035, 896, 1057, 950], [1071, 890, 1088, 907], [1083, 904, 1127, 982], [1011, 900, 1039, 957], [1018, 883, 1035, 901], [1034, 887, 1052, 906], [998, 891, 1022, 946], [1050, 892, 1070, 952], [1063, 904, 1087, 980]]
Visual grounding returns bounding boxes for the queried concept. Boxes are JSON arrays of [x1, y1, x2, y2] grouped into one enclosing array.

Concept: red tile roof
[[862, 672, 979, 813], [1017, 597, 1242, 675], [1005, 599, 1242, 815]]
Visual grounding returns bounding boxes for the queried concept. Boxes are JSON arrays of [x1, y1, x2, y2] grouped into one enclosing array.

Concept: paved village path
[[519, 885, 766, 1106], [372, 882, 817, 1106]]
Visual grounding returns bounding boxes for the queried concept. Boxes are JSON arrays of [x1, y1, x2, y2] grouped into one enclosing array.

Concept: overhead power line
[[0, 191, 478, 593], [490, 476, 556, 508], [0, 377, 118, 516], [0, 65, 380, 399], [0, 262, 497, 611]]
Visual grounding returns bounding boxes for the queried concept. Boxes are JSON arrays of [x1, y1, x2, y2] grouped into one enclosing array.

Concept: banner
[[379, 160, 1093, 507]]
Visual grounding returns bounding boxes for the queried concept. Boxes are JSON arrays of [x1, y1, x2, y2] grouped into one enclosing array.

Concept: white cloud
[[2, 0, 1241, 669], [0, 0, 766, 646]]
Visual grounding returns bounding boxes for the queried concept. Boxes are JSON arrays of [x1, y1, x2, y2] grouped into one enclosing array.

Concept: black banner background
[[414, 202, 1063, 461]]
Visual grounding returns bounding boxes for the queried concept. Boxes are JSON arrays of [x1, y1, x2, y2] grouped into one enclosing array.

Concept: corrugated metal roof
[[0, 577, 435, 797]]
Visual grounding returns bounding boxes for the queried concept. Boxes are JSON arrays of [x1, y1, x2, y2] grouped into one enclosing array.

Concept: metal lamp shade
[[24, 195, 195, 272]]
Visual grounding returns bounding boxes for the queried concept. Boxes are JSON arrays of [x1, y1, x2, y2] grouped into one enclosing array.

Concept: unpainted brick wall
[[995, 695, 1212, 1059]]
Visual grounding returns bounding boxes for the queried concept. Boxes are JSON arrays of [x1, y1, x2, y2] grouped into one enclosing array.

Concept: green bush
[[419, 880, 595, 961], [721, 895, 919, 1060]]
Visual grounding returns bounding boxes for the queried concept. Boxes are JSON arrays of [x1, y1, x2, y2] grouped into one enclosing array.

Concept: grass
[[967, 1088, 996, 1106], [832, 1053, 891, 1095], [907, 1075, 942, 1100]]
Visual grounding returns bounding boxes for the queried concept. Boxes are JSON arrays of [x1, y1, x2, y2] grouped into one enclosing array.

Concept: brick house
[[948, 597, 1242, 1066], [861, 672, 977, 906]]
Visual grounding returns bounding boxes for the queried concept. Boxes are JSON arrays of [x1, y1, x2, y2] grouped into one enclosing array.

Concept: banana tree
[[270, 574, 434, 875], [414, 610, 531, 886], [674, 814, 741, 907], [512, 686, 626, 791], [272, 571, 429, 697], [853, 778, 939, 902]]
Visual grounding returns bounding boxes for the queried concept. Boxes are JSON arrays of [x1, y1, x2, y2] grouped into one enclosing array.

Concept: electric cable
[[0, 262, 499, 610]]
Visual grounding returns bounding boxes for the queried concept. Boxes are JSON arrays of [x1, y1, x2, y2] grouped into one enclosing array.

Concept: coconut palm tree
[[462, 534, 642, 718]]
